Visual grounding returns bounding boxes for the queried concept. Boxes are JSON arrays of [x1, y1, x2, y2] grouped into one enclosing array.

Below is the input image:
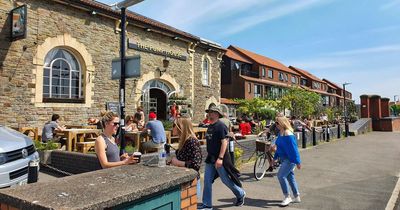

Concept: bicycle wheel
[[254, 153, 268, 180]]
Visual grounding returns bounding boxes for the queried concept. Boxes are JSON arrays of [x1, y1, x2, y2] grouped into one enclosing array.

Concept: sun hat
[[205, 106, 223, 118]]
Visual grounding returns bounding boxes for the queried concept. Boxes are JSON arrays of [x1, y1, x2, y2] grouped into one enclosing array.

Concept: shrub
[[34, 140, 59, 151]]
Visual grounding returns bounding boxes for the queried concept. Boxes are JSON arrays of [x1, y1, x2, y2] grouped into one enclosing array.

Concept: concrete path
[[200, 132, 400, 210]]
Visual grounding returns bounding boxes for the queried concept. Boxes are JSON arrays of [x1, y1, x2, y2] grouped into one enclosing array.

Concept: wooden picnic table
[[125, 130, 172, 152], [57, 128, 101, 152], [11, 127, 39, 141], [65, 125, 98, 129], [193, 127, 207, 140]]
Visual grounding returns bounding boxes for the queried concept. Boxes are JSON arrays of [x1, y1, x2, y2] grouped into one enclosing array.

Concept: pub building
[[0, 0, 225, 128]]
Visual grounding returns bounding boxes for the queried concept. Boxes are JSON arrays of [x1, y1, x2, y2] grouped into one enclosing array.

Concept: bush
[[234, 147, 244, 168], [162, 120, 173, 130], [34, 140, 59, 151]]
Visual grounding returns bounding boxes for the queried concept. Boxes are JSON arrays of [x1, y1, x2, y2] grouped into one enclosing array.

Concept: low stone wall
[[0, 165, 197, 210]]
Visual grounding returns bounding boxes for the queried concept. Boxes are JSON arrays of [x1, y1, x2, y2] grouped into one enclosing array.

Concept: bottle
[[158, 143, 166, 167]]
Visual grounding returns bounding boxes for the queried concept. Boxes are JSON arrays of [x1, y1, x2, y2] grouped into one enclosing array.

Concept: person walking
[[198, 106, 246, 210], [273, 116, 302, 207]]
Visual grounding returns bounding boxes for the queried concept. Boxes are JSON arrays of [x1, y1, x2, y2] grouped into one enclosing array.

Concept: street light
[[343, 82, 351, 137], [112, 0, 144, 155], [394, 95, 399, 103]]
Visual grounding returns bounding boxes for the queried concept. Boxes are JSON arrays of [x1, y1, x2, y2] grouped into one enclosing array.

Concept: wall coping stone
[[0, 165, 197, 210]]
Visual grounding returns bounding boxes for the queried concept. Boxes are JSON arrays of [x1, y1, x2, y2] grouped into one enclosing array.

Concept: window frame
[[202, 56, 210, 86], [42, 48, 84, 103], [268, 69, 273, 79]]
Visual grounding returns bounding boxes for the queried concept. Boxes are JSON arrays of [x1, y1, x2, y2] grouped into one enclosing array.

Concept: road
[[202, 132, 400, 210]]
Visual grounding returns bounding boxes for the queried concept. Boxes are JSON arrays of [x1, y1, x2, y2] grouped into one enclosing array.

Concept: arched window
[[202, 58, 210, 86], [42, 48, 83, 102]]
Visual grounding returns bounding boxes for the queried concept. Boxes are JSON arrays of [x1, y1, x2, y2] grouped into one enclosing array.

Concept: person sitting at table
[[124, 115, 139, 132], [88, 110, 107, 130], [199, 113, 211, 127], [141, 112, 166, 153], [133, 112, 144, 130], [239, 119, 251, 136], [95, 111, 138, 168], [42, 114, 66, 143], [135, 106, 145, 128], [169, 116, 202, 199]]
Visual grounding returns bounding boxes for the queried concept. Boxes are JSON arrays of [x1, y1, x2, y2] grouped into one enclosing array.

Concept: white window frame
[[268, 69, 273, 79], [202, 55, 211, 86]]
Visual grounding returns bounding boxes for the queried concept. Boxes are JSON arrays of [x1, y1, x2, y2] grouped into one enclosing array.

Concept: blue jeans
[[197, 177, 201, 200], [277, 159, 300, 197], [202, 163, 245, 207]]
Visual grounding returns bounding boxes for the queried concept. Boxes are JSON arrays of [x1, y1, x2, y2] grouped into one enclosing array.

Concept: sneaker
[[235, 191, 246, 206], [293, 195, 301, 203], [280, 196, 292, 206], [197, 204, 213, 210]]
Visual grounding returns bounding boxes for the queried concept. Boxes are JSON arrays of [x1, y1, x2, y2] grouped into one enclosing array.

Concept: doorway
[[149, 88, 167, 120]]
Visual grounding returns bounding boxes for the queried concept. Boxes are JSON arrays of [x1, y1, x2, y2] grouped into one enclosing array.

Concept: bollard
[[337, 123, 341, 139], [229, 137, 235, 165], [312, 127, 317, 146], [326, 125, 330, 142], [345, 122, 349, 137], [302, 127, 306, 148], [27, 160, 39, 184], [322, 127, 326, 141]]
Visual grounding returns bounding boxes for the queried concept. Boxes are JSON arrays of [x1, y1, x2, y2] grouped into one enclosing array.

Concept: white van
[[0, 125, 40, 188]]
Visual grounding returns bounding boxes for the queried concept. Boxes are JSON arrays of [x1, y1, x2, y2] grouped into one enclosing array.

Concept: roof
[[239, 75, 295, 88], [322, 79, 341, 89], [220, 98, 240, 105], [224, 49, 253, 64], [289, 66, 325, 83], [228, 46, 299, 75], [55, 0, 224, 50]]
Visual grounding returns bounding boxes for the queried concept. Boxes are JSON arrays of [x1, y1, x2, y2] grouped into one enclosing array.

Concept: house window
[[278, 72, 284, 81], [301, 78, 307, 86], [248, 83, 251, 93], [291, 76, 297, 84], [254, 84, 262, 98], [43, 48, 83, 102], [312, 82, 321, 89], [262, 67, 266, 77], [268, 69, 273, 78], [284, 74, 288, 82], [202, 57, 210, 86]]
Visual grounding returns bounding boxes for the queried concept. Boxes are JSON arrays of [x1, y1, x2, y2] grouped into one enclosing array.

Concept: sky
[[99, 0, 400, 103]]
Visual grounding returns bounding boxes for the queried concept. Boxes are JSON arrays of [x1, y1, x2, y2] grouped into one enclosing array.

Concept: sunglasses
[[112, 122, 120, 126]]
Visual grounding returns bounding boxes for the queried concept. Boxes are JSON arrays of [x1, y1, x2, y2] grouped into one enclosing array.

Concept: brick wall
[[180, 179, 197, 210], [0, 203, 19, 210]]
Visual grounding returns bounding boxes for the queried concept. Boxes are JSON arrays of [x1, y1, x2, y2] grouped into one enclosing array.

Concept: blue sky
[[99, 0, 400, 103]]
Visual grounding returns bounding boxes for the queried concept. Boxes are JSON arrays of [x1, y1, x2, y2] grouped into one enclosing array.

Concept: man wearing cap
[[198, 106, 246, 210], [141, 112, 166, 152]]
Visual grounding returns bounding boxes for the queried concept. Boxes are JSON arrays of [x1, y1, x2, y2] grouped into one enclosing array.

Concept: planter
[[38, 150, 52, 165]]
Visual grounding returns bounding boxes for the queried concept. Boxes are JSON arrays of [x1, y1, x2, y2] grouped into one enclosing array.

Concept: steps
[[349, 118, 372, 136]]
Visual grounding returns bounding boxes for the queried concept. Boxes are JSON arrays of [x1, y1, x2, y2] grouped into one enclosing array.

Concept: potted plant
[[35, 140, 61, 165]]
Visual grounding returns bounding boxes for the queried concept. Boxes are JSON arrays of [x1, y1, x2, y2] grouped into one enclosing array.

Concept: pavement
[[199, 132, 400, 210]]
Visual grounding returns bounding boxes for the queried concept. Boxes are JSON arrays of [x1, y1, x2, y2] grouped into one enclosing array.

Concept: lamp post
[[113, 0, 144, 155], [394, 95, 399, 103], [343, 82, 351, 137]]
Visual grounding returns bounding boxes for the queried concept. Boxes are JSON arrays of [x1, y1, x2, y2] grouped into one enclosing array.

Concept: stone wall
[[0, 0, 222, 129]]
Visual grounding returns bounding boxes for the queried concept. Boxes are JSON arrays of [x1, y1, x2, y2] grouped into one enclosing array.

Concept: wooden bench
[[76, 141, 95, 154]]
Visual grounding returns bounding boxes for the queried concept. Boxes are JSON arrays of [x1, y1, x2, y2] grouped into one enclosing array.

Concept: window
[[43, 48, 83, 102], [284, 73, 288, 82], [248, 83, 251, 93], [278, 72, 284, 81], [254, 84, 262, 98], [291, 76, 297, 84], [268, 69, 273, 78], [301, 79, 307, 86], [262, 67, 266, 77], [202, 57, 210, 86], [312, 81, 321, 89]]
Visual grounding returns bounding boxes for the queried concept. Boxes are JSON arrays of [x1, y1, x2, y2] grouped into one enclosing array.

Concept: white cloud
[[220, 0, 330, 36], [380, 0, 400, 10], [326, 44, 400, 56]]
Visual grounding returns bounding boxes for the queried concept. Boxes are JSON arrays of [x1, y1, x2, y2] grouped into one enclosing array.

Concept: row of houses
[[0, 0, 351, 127], [221, 45, 352, 108]]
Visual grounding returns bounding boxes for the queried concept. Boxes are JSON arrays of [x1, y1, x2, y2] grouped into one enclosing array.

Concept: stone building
[[0, 0, 225, 127]]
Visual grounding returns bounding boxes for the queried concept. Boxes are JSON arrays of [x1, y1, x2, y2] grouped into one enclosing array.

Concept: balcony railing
[[240, 69, 259, 78]]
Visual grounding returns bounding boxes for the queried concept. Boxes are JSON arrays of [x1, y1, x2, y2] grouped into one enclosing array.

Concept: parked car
[[0, 125, 39, 188]]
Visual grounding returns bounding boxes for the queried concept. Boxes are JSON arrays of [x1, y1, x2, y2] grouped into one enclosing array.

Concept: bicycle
[[253, 134, 277, 180]]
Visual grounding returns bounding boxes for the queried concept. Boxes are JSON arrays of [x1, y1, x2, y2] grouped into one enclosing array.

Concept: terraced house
[[221, 46, 352, 109], [0, 0, 225, 127], [221, 45, 301, 100]]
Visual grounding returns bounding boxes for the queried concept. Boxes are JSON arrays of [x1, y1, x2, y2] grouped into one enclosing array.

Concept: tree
[[278, 87, 321, 118], [235, 98, 277, 120]]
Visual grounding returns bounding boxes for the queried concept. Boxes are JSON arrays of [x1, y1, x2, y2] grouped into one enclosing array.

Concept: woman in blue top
[[273, 116, 302, 207]]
